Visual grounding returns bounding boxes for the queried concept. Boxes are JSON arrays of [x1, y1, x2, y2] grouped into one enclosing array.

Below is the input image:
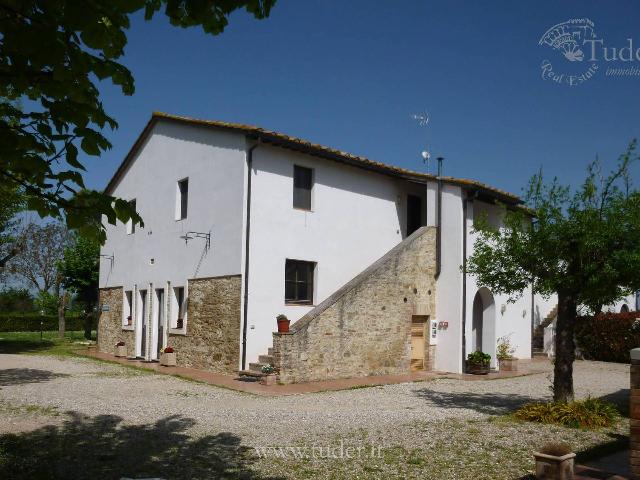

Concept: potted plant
[[276, 314, 290, 333], [497, 335, 518, 371], [126, 315, 132, 326], [160, 346, 177, 366], [533, 442, 575, 480], [176, 317, 184, 329], [466, 351, 491, 375], [115, 341, 127, 357], [260, 364, 278, 385]]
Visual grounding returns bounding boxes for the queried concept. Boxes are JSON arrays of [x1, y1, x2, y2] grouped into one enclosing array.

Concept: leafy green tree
[[467, 142, 640, 402], [0, 287, 34, 312], [0, 0, 276, 242], [0, 183, 26, 269], [58, 235, 100, 339]]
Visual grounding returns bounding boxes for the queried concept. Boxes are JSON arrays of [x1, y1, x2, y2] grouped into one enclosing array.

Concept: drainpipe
[[461, 192, 468, 373], [435, 157, 443, 279], [241, 139, 260, 371]]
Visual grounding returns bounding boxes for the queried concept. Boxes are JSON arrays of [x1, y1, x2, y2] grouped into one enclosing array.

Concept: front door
[[407, 194, 423, 236], [410, 315, 427, 371]]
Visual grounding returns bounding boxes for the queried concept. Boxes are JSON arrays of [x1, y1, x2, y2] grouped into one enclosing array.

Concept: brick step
[[238, 369, 265, 378], [249, 362, 267, 373], [258, 355, 274, 365]]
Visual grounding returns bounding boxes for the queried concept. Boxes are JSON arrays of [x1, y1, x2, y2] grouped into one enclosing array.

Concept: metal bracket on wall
[[179, 231, 212, 253]]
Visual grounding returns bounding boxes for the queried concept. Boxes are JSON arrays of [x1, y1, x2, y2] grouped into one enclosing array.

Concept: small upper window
[[126, 199, 136, 234], [293, 166, 313, 210], [176, 178, 188, 220], [285, 259, 315, 305]]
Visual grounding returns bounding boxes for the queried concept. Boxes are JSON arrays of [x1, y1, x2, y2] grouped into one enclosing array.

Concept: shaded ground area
[[0, 412, 282, 480], [0, 352, 631, 479]]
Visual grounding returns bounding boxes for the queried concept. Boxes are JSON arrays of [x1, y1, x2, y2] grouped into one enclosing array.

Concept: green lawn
[[0, 330, 96, 356]]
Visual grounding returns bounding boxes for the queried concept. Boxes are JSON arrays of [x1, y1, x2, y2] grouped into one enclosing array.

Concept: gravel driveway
[[0, 354, 630, 479]]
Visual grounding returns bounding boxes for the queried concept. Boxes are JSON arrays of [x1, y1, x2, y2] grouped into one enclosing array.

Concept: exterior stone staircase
[[238, 348, 276, 380], [532, 304, 558, 356]]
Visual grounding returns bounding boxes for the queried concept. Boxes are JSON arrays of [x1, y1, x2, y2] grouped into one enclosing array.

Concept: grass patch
[[0, 331, 96, 356], [0, 401, 59, 417], [513, 397, 619, 429]]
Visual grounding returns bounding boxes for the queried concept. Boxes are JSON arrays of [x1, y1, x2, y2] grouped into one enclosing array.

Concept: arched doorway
[[471, 288, 496, 361], [621, 304, 630, 313]]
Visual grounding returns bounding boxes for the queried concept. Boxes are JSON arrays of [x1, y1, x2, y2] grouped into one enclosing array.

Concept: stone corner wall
[[98, 286, 135, 357], [630, 348, 640, 477], [168, 274, 242, 375], [273, 226, 437, 384]]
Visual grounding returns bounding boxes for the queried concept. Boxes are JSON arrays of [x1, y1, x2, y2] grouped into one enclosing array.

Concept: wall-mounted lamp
[[179, 231, 211, 253], [500, 304, 507, 316]]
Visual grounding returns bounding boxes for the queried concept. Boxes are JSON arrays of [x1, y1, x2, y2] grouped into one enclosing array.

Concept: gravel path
[[0, 354, 629, 445]]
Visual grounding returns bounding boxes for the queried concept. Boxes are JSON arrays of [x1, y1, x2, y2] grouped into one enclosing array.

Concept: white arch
[[471, 287, 496, 364]]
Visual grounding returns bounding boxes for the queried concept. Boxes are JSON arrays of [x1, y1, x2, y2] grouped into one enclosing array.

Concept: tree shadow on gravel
[[0, 368, 69, 386], [0, 338, 55, 354], [0, 412, 284, 480], [413, 389, 541, 415]]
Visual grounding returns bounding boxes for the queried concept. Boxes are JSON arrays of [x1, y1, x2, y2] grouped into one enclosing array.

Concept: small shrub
[[467, 351, 491, 364], [575, 311, 640, 363], [538, 442, 572, 456], [496, 334, 516, 360], [514, 397, 618, 429], [261, 364, 276, 374]]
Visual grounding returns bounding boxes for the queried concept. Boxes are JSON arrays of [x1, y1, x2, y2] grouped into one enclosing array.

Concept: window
[[285, 259, 315, 305], [171, 286, 187, 329], [124, 290, 133, 326], [126, 199, 136, 234], [293, 165, 313, 210], [176, 178, 188, 220]]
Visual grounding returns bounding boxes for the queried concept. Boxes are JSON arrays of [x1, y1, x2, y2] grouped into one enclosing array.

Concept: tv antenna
[[411, 110, 432, 171]]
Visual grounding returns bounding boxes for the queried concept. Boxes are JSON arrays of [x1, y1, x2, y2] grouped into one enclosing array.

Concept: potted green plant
[[533, 442, 575, 480], [260, 364, 278, 385], [160, 346, 177, 366], [115, 341, 127, 357], [497, 335, 518, 371], [276, 314, 290, 333], [466, 351, 491, 375]]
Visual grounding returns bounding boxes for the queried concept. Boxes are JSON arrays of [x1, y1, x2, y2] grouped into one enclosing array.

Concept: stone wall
[[168, 275, 242, 374], [272, 226, 437, 384], [98, 287, 135, 357], [631, 348, 640, 477]]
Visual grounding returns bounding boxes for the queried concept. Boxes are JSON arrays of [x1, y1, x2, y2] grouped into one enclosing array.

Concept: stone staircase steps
[[258, 355, 274, 365]]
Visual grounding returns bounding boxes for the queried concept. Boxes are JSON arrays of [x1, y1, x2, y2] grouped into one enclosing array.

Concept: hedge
[[575, 311, 640, 363], [0, 313, 97, 333]]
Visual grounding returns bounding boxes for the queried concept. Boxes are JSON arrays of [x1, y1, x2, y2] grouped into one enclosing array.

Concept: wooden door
[[411, 315, 427, 371]]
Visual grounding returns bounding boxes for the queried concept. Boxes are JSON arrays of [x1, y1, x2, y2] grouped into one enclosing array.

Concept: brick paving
[[82, 347, 550, 396]]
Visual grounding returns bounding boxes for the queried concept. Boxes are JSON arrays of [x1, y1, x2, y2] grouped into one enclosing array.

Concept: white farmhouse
[[98, 112, 635, 382]]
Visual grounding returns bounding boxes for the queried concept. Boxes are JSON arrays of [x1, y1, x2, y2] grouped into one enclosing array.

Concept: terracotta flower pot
[[534, 451, 575, 480], [466, 361, 490, 375], [115, 345, 127, 357], [260, 374, 277, 386], [499, 358, 519, 372], [160, 352, 177, 366], [277, 318, 290, 333]]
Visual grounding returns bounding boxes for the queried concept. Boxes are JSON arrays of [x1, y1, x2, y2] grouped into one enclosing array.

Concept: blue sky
[[88, 0, 640, 198]]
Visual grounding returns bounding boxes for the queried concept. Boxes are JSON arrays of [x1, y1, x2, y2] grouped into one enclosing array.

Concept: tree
[[0, 182, 26, 270], [467, 142, 640, 402], [58, 235, 99, 339], [0, 287, 34, 312], [0, 0, 276, 242], [8, 221, 71, 294]]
